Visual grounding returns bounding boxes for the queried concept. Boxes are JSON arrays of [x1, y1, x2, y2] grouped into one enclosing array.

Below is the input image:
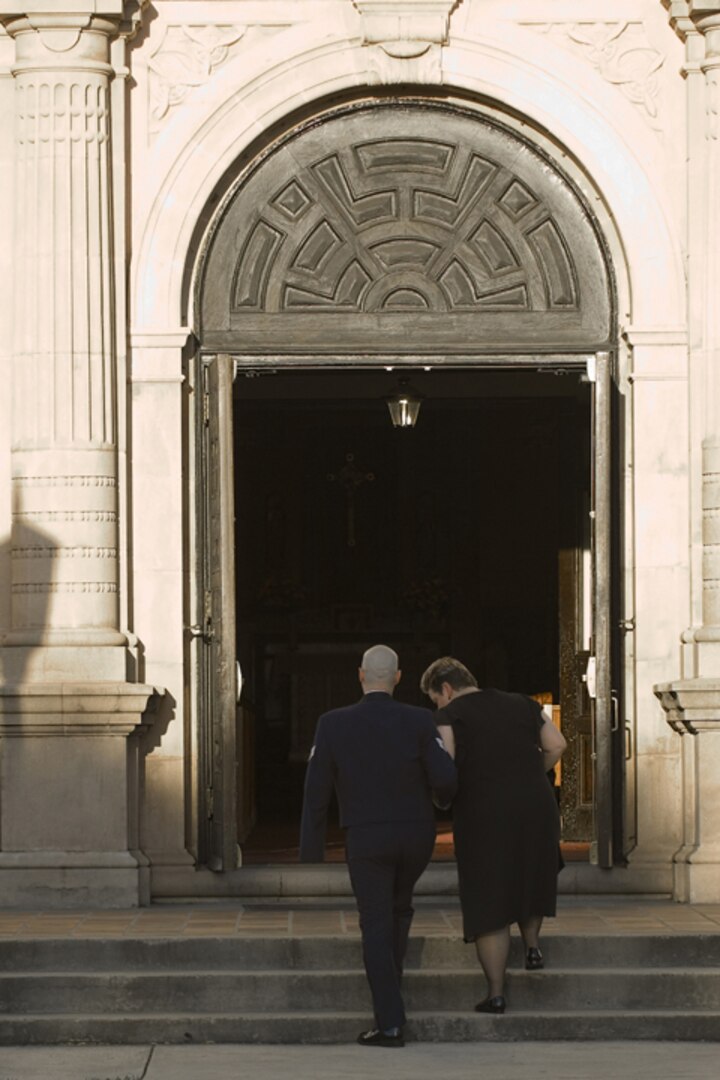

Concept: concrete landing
[[1, 1041, 719, 1080]]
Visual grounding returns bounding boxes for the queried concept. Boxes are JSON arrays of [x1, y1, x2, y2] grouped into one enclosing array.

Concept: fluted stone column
[[0, 3, 158, 908], [656, 3, 720, 903], [4, 9, 125, 669], [698, 7, 720, 646]]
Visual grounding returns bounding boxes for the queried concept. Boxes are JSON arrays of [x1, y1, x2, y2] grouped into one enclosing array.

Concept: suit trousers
[[346, 819, 437, 1031]]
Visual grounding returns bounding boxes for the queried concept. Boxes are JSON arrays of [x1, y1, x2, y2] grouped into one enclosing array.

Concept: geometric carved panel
[[201, 102, 612, 354]]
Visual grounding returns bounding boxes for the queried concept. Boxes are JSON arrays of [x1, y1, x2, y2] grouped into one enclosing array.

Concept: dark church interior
[[232, 367, 593, 860]]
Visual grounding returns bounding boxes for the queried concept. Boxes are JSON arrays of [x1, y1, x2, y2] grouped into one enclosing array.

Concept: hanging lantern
[[386, 378, 423, 428]]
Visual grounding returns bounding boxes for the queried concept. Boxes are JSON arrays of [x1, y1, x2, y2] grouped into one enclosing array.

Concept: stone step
[[4, 934, 720, 971], [2, 968, 720, 1014], [2, 1009, 720, 1046], [3, 930, 719, 1044], [153, 861, 674, 898]]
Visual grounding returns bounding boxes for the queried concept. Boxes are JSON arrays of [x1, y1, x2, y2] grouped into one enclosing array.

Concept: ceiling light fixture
[[386, 377, 423, 429]]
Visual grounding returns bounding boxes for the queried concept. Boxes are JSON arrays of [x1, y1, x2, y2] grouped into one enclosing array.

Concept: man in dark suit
[[299, 644, 457, 1048]]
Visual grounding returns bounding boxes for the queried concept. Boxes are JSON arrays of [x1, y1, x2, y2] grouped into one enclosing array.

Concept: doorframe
[[192, 348, 624, 869]]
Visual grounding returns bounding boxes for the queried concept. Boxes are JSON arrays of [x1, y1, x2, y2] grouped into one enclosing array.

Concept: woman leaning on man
[[420, 656, 567, 1014]]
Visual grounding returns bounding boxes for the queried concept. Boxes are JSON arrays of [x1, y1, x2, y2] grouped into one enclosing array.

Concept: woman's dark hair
[[420, 656, 478, 696]]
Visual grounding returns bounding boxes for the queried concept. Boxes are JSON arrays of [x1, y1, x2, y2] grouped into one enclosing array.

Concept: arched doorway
[[193, 98, 616, 871]]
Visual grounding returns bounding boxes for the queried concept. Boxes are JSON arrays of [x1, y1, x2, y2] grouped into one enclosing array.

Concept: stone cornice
[[655, 678, 720, 734], [0, 682, 163, 737], [664, 1, 699, 40]]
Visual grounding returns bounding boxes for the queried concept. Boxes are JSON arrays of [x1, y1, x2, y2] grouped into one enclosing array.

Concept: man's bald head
[[359, 644, 401, 694]]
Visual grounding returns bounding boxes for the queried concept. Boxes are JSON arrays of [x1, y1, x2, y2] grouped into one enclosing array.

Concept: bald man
[[299, 645, 457, 1048]]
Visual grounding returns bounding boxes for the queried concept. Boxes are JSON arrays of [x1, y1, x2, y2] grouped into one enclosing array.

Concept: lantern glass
[[386, 383, 422, 428]]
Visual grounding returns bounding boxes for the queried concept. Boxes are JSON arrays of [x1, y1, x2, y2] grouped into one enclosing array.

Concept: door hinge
[[583, 656, 597, 699], [187, 592, 214, 643], [202, 388, 210, 426]]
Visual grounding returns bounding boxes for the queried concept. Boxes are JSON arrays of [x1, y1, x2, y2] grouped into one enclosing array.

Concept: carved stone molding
[[353, 0, 458, 58], [522, 22, 665, 128]]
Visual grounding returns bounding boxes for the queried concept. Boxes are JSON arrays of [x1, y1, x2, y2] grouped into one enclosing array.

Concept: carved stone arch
[[199, 101, 614, 356]]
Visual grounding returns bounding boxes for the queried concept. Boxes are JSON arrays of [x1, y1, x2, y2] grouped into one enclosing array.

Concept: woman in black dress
[[420, 656, 566, 1014]]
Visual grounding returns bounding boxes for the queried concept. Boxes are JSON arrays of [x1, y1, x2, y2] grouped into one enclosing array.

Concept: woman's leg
[[474, 926, 510, 998], [519, 914, 545, 969], [518, 914, 543, 950]]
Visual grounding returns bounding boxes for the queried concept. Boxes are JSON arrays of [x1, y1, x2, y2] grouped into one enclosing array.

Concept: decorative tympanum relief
[[232, 138, 577, 314], [522, 22, 665, 129], [201, 106, 612, 354]]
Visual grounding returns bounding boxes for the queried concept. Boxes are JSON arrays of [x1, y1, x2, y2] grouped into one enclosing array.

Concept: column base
[[0, 851, 150, 909], [674, 857, 720, 904], [0, 682, 162, 909], [621, 850, 675, 894], [655, 675, 720, 902]]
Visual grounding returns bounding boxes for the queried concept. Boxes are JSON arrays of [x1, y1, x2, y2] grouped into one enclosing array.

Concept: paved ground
[[1, 1042, 720, 1080]]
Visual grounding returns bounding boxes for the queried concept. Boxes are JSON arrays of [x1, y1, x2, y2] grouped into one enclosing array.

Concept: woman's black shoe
[[525, 947, 544, 970], [357, 1027, 405, 1048], [474, 996, 506, 1014]]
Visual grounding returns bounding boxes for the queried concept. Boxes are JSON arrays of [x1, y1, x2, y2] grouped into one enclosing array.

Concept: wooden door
[[197, 354, 238, 870]]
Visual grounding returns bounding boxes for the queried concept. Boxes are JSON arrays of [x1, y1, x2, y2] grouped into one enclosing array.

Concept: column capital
[[0, 1, 127, 18], [0, 1, 147, 46], [688, 3, 720, 47]]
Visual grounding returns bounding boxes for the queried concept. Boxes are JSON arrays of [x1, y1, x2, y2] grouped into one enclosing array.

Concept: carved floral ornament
[[147, 24, 247, 124], [522, 22, 665, 127]]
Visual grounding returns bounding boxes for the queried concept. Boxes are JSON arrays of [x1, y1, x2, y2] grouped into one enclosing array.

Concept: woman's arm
[[539, 716, 567, 771], [436, 723, 456, 760]]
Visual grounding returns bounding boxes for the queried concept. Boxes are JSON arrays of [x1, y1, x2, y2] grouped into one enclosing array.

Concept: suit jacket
[[299, 691, 458, 862]]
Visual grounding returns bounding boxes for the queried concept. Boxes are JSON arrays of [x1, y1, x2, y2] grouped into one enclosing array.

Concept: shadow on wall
[[0, 512, 57, 687]]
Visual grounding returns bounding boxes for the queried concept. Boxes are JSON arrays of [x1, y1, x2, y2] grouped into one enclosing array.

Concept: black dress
[[440, 689, 561, 940]]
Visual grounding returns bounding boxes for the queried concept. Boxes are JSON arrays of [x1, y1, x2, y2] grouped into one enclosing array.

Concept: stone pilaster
[[1, 5, 127, 676], [696, 7, 720, 642], [655, 3, 720, 903], [0, 3, 158, 907]]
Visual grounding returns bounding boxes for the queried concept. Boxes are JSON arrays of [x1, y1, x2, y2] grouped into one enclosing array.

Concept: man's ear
[[394, 669, 402, 686], [358, 667, 365, 686]]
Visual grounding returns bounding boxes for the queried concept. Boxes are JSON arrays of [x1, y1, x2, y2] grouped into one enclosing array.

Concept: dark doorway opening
[[232, 367, 593, 863]]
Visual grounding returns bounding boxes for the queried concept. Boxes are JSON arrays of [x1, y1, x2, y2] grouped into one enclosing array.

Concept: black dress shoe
[[525, 947, 544, 970], [474, 996, 506, 1014], [357, 1027, 405, 1047]]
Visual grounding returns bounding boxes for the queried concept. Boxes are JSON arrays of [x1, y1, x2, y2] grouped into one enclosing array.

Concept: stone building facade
[[0, 0, 719, 908]]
